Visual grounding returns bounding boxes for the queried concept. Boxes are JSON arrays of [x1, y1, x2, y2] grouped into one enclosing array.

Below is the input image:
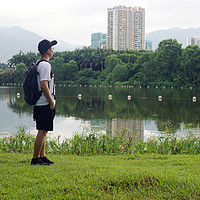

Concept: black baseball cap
[[38, 39, 57, 55]]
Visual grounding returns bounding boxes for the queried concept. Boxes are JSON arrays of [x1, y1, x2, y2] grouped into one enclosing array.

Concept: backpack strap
[[36, 59, 49, 66]]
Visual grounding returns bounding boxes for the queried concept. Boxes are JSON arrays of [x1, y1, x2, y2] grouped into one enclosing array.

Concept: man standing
[[31, 39, 57, 165]]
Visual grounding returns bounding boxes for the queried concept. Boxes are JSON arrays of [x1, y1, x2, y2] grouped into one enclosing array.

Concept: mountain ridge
[[146, 27, 200, 50], [0, 26, 81, 62]]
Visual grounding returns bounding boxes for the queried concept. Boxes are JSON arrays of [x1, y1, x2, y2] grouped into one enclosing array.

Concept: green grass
[[1, 153, 200, 199], [1, 126, 200, 199]]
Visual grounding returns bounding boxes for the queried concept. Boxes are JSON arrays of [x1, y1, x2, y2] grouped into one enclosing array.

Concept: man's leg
[[33, 130, 47, 159], [39, 131, 48, 158]]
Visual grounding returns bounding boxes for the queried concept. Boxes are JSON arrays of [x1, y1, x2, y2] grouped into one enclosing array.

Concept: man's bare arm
[[40, 80, 55, 110]]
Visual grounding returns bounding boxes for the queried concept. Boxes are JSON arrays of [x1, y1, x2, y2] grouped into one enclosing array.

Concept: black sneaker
[[31, 158, 49, 165], [40, 156, 54, 165]]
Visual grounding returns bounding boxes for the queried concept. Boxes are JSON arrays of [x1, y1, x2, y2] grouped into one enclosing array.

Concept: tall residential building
[[107, 5, 145, 51], [91, 32, 107, 49], [187, 36, 200, 48]]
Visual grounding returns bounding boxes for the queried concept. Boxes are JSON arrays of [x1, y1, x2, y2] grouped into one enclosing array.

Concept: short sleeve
[[37, 62, 51, 82]]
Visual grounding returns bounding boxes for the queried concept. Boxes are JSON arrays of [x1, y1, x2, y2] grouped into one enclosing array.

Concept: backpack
[[23, 59, 47, 105]]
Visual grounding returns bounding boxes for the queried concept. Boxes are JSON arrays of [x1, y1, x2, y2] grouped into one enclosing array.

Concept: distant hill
[[146, 27, 200, 50], [0, 26, 81, 62]]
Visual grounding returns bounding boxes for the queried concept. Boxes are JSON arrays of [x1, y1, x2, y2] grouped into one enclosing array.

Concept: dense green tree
[[112, 64, 129, 83], [50, 57, 65, 81], [13, 63, 27, 83], [104, 55, 123, 73], [8, 51, 38, 68], [129, 51, 156, 86], [0, 68, 14, 83], [117, 53, 137, 64], [64, 60, 78, 81], [154, 39, 182, 82], [179, 45, 200, 86], [76, 68, 94, 85]]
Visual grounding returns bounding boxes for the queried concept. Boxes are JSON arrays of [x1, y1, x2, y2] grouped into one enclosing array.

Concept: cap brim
[[50, 40, 57, 46]]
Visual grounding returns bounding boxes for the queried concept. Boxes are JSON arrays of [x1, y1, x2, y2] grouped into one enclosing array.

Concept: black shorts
[[33, 104, 55, 131]]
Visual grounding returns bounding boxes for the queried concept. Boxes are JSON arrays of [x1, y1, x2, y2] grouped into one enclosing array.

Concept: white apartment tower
[[107, 6, 145, 51], [187, 36, 200, 48]]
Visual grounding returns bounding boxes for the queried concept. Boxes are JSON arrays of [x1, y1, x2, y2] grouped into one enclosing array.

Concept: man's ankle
[[32, 157, 39, 161], [40, 156, 46, 159]]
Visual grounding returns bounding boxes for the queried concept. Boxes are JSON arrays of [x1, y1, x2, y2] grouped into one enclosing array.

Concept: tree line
[[0, 39, 200, 87]]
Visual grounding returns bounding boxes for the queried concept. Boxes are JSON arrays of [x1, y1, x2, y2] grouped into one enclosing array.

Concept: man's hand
[[40, 80, 55, 110], [50, 102, 55, 110]]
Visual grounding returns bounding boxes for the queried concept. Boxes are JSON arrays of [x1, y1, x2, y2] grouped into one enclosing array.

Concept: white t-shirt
[[35, 60, 56, 106]]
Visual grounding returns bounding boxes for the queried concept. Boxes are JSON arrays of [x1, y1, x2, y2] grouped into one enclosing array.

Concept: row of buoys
[[108, 95, 132, 101], [77, 94, 198, 102], [0, 83, 199, 90], [15, 92, 198, 103], [157, 96, 197, 102], [77, 94, 133, 101], [1, 83, 22, 86], [56, 84, 198, 89]]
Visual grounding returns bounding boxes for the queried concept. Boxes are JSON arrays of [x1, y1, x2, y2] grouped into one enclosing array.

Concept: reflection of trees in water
[[6, 86, 200, 132], [2, 87, 33, 116], [8, 98, 32, 116]]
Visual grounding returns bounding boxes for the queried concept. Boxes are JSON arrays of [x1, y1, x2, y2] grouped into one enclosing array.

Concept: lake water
[[0, 86, 200, 141]]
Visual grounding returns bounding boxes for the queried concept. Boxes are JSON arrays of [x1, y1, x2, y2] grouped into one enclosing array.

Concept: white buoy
[[127, 95, 131, 100], [108, 95, 112, 100], [78, 94, 82, 100], [158, 96, 162, 101], [192, 96, 197, 102]]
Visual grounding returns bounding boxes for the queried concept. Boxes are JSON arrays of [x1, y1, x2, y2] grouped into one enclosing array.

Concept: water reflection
[[0, 86, 200, 139], [106, 119, 144, 141]]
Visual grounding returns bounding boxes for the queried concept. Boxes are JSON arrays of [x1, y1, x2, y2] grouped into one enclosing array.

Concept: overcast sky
[[0, 0, 199, 46]]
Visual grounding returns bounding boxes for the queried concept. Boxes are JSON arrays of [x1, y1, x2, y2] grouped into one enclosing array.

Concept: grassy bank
[[1, 153, 200, 199]]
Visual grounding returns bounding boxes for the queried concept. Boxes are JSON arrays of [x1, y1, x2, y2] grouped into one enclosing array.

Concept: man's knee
[[38, 130, 48, 136]]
